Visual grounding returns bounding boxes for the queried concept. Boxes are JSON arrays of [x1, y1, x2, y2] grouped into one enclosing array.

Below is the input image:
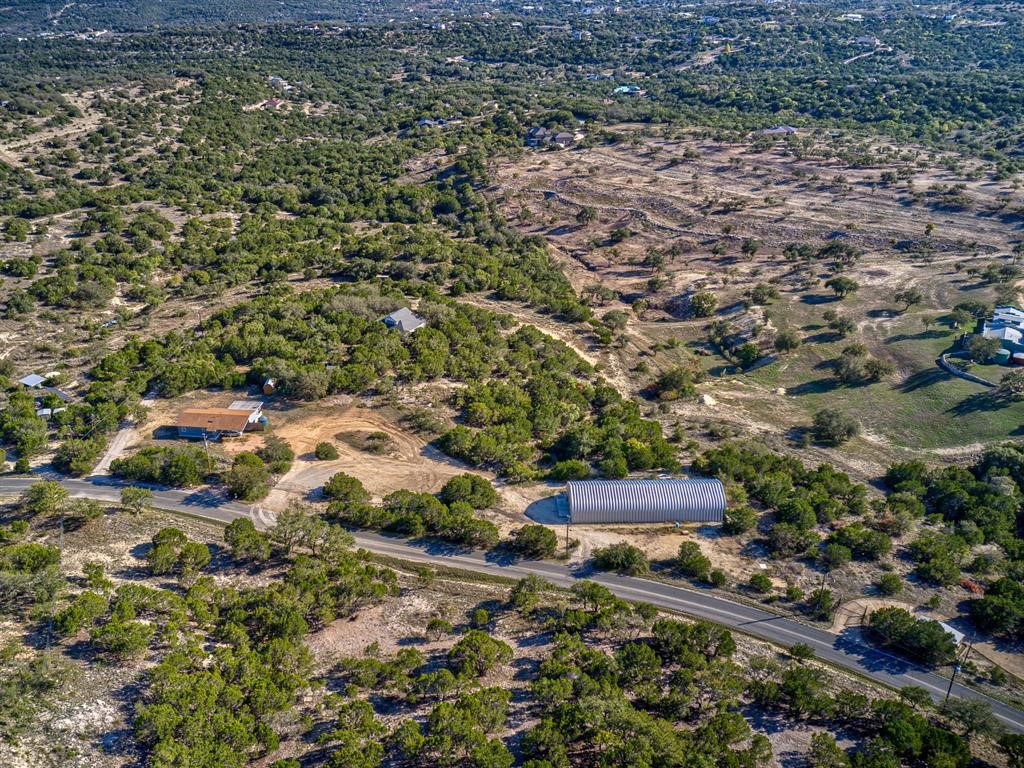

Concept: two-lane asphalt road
[[2, 474, 1022, 733]]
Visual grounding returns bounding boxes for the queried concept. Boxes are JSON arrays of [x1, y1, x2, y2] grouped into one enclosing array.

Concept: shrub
[[90, 619, 155, 658], [812, 408, 859, 446], [547, 459, 591, 481], [828, 523, 891, 561], [749, 573, 773, 594], [438, 474, 498, 509], [508, 524, 558, 559], [709, 569, 727, 588], [677, 541, 711, 581], [314, 441, 339, 460], [774, 329, 801, 353], [652, 365, 703, 400], [257, 436, 295, 474], [323, 471, 371, 504], [722, 505, 758, 535], [470, 608, 490, 628], [690, 291, 718, 317], [868, 607, 957, 666], [224, 453, 270, 501], [224, 518, 270, 563], [821, 543, 852, 571], [789, 643, 815, 660], [447, 630, 513, 677], [593, 542, 649, 575], [425, 618, 452, 641], [878, 573, 903, 596], [54, 592, 108, 636]]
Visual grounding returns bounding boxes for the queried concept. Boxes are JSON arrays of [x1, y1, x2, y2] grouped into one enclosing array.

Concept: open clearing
[[263, 399, 487, 509], [489, 129, 1024, 476]]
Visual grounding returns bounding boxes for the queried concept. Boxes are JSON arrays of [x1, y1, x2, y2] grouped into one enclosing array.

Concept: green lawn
[[739, 305, 1024, 451]]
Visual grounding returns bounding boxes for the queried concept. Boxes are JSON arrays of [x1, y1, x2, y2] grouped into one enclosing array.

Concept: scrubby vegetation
[[3, 0, 1024, 762]]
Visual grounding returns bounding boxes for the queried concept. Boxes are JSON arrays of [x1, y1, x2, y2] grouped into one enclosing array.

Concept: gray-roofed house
[[552, 132, 576, 148], [761, 125, 798, 136], [383, 307, 426, 334], [526, 126, 551, 146], [566, 478, 726, 524], [19, 373, 47, 388]]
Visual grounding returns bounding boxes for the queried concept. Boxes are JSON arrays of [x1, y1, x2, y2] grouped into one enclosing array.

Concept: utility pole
[[814, 570, 829, 617], [46, 505, 64, 652], [944, 634, 974, 707], [944, 662, 962, 707]]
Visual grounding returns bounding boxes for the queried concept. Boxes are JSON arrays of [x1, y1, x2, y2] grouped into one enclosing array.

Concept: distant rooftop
[[228, 400, 264, 412], [383, 307, 426, 334]]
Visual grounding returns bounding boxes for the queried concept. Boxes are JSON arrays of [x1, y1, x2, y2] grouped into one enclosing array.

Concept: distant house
[[382, 307, 426, 334], [228, 400, 265, 414], [526, 126, 550, 146], [760, 125, 798, 136], [991, 305, 1024, 327], [19, 373, 46, 388], [526, 126, 578, 149], [981, 305, 1024, 355], [176, 402, 264, 440], [983, 325, 1023, 347], [854, 35, 880, 46], [551, 132, 576, 148], [612, 84, 644, 95]]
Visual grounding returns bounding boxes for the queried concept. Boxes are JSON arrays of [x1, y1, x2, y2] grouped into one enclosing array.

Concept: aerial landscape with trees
[[3, 0, 1024, 765]]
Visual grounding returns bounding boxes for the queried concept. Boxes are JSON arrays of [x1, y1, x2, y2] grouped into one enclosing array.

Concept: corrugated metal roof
[[567, 478, 726, 524], [228, 400, 264, 412], [176, 408, 251, 433]]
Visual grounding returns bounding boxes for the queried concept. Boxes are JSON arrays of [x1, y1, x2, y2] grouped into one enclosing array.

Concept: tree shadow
[[834, 627, 919, 675], [786, 378, 842, 396], [800, 294, 838, 305], [483, 546, 519, 566], [948, 392, 1002, 416], [803, 331, 843, 344], [884, 329, 951, 344], [898, 367, 953, 393]]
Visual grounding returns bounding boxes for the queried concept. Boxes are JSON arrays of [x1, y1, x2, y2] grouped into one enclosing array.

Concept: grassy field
[[739, 303, 1024, 450]]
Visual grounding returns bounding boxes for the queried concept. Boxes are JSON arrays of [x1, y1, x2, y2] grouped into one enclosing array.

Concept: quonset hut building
[[566, 478, 726, 524]]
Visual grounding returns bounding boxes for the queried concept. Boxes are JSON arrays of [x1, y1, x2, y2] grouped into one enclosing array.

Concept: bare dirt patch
[[262, 399, 491, 510]]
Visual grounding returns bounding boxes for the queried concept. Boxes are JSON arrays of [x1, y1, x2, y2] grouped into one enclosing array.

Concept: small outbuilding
[[566, 478, 726, 524], [19, 373, 47, 388], [383, 307, 426, 334]]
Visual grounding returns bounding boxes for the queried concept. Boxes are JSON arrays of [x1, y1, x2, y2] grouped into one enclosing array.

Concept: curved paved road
[[2, 475, 1022, 733]]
